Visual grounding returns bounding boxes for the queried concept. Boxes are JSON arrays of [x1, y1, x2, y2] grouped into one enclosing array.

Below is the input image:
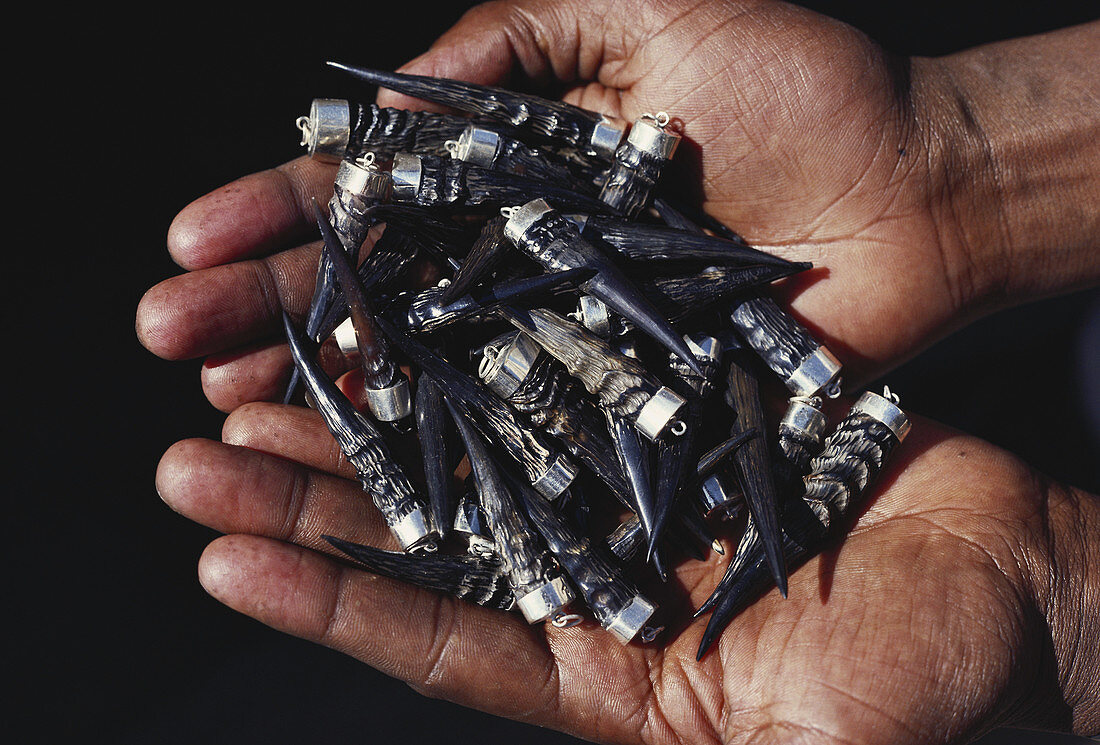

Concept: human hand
[[136, 0, 1100, 741], [136, 0, 1099, 409], [154, 396, 1098, 743]]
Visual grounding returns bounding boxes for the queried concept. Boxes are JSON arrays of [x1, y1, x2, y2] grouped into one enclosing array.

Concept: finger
[[200, 340, 293, 412], [221, 401, 359, 481], [197, 404, 687, 738], [136, 240, 319, 361], [157, 437, 396, 551], [376, 0, 657, 115], [200, 337, 352, 413], [198, 533, 567, 720], [167, 156, 335, 271]]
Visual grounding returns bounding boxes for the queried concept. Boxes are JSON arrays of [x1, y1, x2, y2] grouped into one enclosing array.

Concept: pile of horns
[[280, 63, 912, 659]]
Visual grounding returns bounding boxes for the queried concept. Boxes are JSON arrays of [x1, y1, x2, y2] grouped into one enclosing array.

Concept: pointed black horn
[[326, 62, 624, 158]]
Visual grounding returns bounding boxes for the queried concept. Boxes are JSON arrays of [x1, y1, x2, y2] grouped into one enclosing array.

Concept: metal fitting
[[604, 595, 658, 643], [786, 346, 843, 398], [634, 386, 687, 441], [780, 397, 827, 439], [562, 213, 589, 233], [589, 118, 626, 158], [364, 377, 412, 422], [390, 152, 423, 201], [502, 198, 554, 245], [699, 471, 743, 519], [576, 296, 612, 339], [453, 501, 496, 558], [515, 575, 576, 623], [335, 157, 391, 201], [684, 333, 723, 365], [851, 390, 911, 443], [452, 125, 500, 167], [332, 316, 358, 357], [531, 454, 579, 500], [625, 117, 680, 160], [479, 332, 542, 399], [298, 98, 350, 162], [390, 506, 439, 554]]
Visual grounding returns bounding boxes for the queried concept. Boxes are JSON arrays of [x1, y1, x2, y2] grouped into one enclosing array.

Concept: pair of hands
[[137, 1, 1099, 742]]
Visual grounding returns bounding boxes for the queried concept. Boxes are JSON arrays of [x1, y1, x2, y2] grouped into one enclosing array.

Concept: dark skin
[[137, 1, 1100, 742]]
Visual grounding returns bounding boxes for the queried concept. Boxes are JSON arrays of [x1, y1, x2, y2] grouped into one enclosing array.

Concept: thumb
[[373, 0, 635, 117]]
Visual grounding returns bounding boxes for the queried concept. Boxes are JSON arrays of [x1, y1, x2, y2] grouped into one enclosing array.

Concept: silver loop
[[390, 152, 423, 199], [825, 377, 844, 399], [296, 116, 311, 146], [444, 139, 459, 157], [882, 384, 901, 406], [643, 111, 670, 128], [477, 346, 500, 379], [300, 99, 350, 162], [669, 419, 687, 437], [354, 151, 376, 169], [551, 612, 584, 628], [391, 507, 438, 554]]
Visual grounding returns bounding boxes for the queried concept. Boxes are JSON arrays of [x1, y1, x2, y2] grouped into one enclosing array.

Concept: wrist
[[912, 22, 1100, 319]]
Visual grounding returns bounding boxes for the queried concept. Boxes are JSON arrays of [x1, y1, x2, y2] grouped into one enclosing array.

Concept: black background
[[13, 2, 1098, 743]]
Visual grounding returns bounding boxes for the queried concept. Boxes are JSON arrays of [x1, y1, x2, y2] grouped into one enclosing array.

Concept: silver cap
[[684, 333, 723, 365], [452, 125, 500, 166], [515, 575, 576, 623], [390, 506, 439, 554], [590, 118, 626, 158], [453, 500, 496, 558], [615, 335, 640, 360], [390, 152, 423, 200], [576, 295, 612, 339], [851, 389, 911, 443], [625, 117, 680, 160], [531, 454, 579, 500], [335, 157, 392, 201], [699, 471, 743, 518], [780, 397, 827, 439], [503, 198, 554, 245], [562, 213, 589, 233], [478, 332, 542, 399], [634, 386, 687, 441], [364, 377, 412, 422], [786, 346, 843, 397], [604, 595, 658, 643], [332, 316, 357, 357], [298, 98, 350, 162]]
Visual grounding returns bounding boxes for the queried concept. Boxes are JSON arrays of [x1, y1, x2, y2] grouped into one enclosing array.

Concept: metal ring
[[296, 116, 311, 146], [551, 613, 584, 628]]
